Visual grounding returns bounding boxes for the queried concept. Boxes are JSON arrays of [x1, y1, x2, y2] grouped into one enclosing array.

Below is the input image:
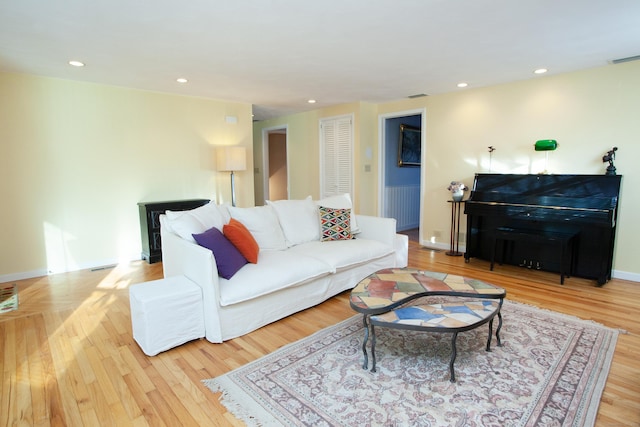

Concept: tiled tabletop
[[350, 268, 506, 314]]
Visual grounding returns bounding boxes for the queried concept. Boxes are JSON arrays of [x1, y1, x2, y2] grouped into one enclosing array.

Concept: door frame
[[377, 108, 426, 239]]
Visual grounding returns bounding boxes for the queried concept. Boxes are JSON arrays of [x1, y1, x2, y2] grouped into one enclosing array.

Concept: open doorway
[[378, 109, 425, 242], [261, 126, 288, 203]]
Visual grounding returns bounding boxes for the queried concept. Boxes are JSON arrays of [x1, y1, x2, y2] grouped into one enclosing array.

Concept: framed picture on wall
[[397, 124, 421, 167]]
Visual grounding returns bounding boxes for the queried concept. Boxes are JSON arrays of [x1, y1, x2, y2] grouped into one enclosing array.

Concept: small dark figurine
[[488, 146, 496, 172], [602, 147, 618, 176]]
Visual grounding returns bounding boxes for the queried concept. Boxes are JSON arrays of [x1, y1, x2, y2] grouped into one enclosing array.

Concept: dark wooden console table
[[138, 199, 209, 263]]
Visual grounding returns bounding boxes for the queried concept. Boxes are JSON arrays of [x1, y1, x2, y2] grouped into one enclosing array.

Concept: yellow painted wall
[[253, 111, 320, 204], [253, 102, 377, 214], [3, 61, 638, 280], [256, 61, 640, 279], [415, 61, 639, 278], [0, 72, 253, 279]]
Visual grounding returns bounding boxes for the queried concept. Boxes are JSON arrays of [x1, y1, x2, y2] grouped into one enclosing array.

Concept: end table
[[446, 200, 463, 256]]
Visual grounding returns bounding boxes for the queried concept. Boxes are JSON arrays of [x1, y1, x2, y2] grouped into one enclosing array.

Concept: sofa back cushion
[[164, 202, 227, 243], [228, 205, 288, 251], [266, 196, 320, 246]]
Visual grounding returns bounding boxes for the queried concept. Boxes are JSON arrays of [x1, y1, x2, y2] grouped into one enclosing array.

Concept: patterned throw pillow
[[319, 206, 353, 241]]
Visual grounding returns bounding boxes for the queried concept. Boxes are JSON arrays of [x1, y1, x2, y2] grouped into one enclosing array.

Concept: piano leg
[[490, 236, 496, 271]]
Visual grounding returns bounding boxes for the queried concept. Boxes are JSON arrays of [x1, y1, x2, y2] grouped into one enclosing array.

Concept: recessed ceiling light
[[176, 78, 188, 83], [308, 99, 316, 104], [457, 82, 468, 88], [68, 60, 85, 67], [534, 68, 548, 74]]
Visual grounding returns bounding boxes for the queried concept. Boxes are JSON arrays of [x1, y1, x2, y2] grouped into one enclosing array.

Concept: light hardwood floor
[[2, 238, 639, 426]]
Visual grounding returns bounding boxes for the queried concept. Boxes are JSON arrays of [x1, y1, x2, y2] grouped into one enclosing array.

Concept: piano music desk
[[490, 227, 577, 285]]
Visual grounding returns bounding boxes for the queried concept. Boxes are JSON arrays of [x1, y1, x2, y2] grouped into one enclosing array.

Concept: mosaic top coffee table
[[350, 268, 506, 382]]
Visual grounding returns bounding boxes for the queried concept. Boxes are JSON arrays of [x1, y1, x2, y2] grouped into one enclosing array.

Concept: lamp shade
[[534, 139, 558, 151], [217, 146, 247, 171]]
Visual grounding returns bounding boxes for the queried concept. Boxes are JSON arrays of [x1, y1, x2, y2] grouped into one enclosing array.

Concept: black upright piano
[[464, 174, 622, 285]]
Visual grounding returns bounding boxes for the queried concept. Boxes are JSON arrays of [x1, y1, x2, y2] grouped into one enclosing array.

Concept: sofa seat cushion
[[287, 238, 393, 272], [218, 250, 331, 306]]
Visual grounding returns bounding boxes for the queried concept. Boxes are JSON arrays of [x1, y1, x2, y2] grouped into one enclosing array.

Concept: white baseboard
[[419, 241, 465, 253], [611, 269, 640, 283], [0, 268, 49, 284], [0, 255, 142, 284]]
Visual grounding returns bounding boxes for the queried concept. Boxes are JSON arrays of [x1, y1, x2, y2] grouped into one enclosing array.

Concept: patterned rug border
[[203, 299, 618, 427]]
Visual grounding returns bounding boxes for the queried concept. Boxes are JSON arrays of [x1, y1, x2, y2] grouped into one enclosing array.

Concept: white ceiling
[[1, 0, 639, 121]]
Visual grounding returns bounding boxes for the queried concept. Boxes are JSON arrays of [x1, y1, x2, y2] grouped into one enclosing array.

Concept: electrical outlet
[[364, 164, 371, 172], [433, 230, 442, 238]]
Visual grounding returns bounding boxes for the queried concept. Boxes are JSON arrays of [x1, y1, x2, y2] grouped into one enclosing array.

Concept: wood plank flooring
[[1, 238, 639, 426]]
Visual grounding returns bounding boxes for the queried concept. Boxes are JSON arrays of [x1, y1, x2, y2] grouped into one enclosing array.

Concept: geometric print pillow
[[319, 206, 353, 241]]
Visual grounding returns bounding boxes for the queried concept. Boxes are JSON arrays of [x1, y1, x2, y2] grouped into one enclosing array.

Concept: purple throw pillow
[[192, 227, 248, 279]]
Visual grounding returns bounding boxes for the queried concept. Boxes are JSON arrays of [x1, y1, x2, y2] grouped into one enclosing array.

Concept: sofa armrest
[[355, 215, 396, 247], [356, 215, 408, 267], [394, 234, 409, 268], [160, 215, 224, 342]]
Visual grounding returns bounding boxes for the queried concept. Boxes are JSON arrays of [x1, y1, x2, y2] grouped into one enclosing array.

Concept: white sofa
[[159, 195, 408, 343]]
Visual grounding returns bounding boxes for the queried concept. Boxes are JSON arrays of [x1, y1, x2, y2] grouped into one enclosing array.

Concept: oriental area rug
[[203, 299, 618, 427], [0, 283, 18, 314]]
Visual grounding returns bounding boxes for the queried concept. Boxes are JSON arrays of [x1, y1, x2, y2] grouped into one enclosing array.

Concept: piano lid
[[468, 174, 621, 211]]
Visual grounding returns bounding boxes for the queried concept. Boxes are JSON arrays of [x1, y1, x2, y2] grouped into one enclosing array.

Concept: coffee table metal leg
[[449, 332, 458, 382], [496, 311, 503, 347], [486, 318, 494, 351], [371, 323, 377, 373], [361, 315, 369, 370]]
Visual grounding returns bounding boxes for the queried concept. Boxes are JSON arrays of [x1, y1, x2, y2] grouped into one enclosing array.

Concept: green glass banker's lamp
[[534, 139, 557, 174]]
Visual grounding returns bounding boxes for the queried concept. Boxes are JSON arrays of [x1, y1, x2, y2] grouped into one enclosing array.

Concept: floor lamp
[[217, 146, 247, 207]]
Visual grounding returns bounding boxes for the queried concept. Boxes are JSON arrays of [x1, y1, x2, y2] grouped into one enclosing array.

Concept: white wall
[[0, 73, 253, 281]]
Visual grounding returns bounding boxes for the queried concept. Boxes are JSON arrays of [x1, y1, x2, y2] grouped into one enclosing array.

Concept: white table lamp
[[217, 146, 247, 207]]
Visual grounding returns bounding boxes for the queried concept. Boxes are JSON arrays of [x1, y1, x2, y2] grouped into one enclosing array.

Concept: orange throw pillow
[[223, 218, 260, 264]]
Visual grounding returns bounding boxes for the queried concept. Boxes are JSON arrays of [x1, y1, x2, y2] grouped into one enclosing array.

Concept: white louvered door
[[320, 115, 353, 198]]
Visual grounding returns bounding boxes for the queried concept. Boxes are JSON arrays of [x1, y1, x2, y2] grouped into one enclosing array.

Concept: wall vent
[[610, 54, 640, 64]]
